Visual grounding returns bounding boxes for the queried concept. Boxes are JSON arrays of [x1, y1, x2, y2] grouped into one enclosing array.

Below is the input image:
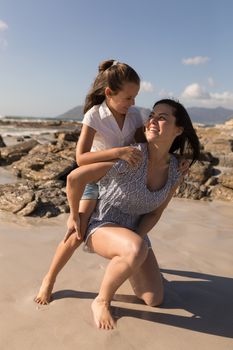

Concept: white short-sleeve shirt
[[82, 101, 145, 151]]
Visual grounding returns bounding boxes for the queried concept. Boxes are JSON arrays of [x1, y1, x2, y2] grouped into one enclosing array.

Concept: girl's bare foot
[[91, 297, 115, 330], [34, 276, 55, 305]]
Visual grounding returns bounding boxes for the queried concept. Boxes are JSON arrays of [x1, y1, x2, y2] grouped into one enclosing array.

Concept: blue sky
[[0, 0, 233, 117]]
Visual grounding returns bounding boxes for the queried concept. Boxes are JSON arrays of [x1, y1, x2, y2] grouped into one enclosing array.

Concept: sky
[[0, 0, 233, 117]]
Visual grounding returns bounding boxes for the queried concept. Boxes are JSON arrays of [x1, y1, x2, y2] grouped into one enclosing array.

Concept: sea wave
[[0, 127, 61, 137]]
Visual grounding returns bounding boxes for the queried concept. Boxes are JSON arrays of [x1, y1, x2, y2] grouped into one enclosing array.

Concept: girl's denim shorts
[[81, 182, 99, 200]]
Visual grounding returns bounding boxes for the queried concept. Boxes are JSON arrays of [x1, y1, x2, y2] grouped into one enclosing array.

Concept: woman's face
[[145, 103, 183, 144]]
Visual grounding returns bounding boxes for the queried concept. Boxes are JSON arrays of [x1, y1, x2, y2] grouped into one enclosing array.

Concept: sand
[[0, 198, 232, 350]]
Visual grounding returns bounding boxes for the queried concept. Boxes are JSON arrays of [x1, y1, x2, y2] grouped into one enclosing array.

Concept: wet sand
[[0, 198, 232, 350]]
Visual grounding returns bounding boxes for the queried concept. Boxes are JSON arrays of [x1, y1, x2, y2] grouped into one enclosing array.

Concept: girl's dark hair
[[152, 99, 201, 165], [83, 59, 140, 113]]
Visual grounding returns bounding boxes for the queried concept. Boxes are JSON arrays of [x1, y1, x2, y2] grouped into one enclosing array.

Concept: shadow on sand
[[52, 269, 233, 338]]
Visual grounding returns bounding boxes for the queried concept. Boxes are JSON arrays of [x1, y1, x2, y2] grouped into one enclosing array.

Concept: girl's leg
[[87, 225, 149, 329], [35, 199, 97, 305], [129, 248, 164, 307]]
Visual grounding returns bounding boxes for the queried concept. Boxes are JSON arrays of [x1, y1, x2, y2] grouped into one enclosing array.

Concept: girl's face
[[145, 103, 183, 144], [105, 82, 140, 116]]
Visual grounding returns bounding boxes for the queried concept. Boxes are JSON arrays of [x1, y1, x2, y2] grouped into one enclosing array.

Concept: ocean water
[[0, 122, 79, 146], [0, 125, 63, 137]]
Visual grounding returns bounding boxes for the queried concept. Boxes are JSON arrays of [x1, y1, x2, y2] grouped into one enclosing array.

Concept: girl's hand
[[64, 214, 81, 242], [118, 146, 142, 166]]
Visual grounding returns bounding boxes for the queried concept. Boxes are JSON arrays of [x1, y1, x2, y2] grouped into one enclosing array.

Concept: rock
[[210, 185, 233, 201], [32, 186, 69, 217], [187, 161, 213, 184], [214, 154, 233, 168], [0, 120, 233, 219], [205, 176, 218, 187], [0, 139, 39, 165], [0, 180, 69, 217], [224, 118, 233, 126], [18, 200, 38, 216], [175, 181, 207, 200], [204, 138, 233, 154], [16, 136, 25, 142], [0, 182, 35, 213], [11, 141, 77, 181], [54, 129, 81, 142], [0, 135, 6, 147], [12, 152, 76, 181], [219, 174, 233, 190]]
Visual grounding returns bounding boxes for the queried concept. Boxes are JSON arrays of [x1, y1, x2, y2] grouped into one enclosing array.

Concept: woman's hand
[[118, 146, 142, 166], [64, 214, 82, 242]]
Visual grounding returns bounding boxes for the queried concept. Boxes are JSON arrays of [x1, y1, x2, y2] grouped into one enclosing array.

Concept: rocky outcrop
[[0, 180, 68, 217], [54, 130, 81, 142], [0, 139, 39, 165], [0, 135, 6, 147], [0, 121, 232, 217], [0, 132, 78, 217], [12, 141, 77, 181], [175, 120, 233, 202]]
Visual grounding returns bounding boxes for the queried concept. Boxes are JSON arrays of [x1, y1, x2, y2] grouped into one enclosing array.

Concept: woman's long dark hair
[[83, 59, 140, 114], [152, 99, 201, 165]]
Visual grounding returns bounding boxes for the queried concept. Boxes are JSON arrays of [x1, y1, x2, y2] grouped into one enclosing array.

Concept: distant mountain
[[187, 106, 233, 124], [57, 105, 84, 120], [57, 105, 233, 125], [57, 105, 151, 122]]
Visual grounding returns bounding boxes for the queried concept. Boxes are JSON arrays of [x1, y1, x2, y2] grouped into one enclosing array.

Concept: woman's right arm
[[76, 124, 142, 166]]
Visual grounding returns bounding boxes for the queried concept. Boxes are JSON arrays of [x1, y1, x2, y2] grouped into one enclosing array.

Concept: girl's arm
[[65, 161, 114, 240], [76, 124, 142, 166]]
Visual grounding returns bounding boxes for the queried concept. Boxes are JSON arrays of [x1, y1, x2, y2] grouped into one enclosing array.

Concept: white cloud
[[140, 81, 154, 93], [0, 20, 8, 50], [0, 20, 8, 31], [159, 89, 174, 98], [182, 56, 210, 65], [180, 83, 233, 108], [181, 83, 210, 99], [210, 91, 233, 102]]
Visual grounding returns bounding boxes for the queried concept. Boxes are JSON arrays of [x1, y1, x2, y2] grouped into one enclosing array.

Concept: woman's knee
[[143, 289, 164, 307], [126, 237, 148, 265]]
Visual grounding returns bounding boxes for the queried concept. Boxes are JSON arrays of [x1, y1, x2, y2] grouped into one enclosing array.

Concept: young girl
[[35, 59, 146, 304]]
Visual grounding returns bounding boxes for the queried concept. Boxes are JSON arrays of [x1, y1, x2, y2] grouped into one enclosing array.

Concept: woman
[[66, 99, 200, 330]]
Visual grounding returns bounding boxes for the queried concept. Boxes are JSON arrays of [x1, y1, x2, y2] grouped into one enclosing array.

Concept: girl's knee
[[67, 234, 82, 249]]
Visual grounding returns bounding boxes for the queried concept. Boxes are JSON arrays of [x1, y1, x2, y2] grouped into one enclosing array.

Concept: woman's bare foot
[[34, 276, 55, 305], [91, 297, 115, 330]]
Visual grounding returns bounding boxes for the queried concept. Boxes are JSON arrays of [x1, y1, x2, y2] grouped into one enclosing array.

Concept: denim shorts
[[81, 182, 99, 200]]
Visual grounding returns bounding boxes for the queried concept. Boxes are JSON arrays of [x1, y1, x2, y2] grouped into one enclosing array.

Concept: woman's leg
[[87, 225, 149, 329], [129, 248, 164, 307], [35, 199, 97, 305]]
